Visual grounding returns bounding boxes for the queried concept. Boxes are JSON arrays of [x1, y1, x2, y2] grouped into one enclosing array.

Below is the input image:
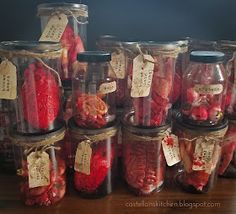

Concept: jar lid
[[68, 117, 118, 135], [190, 51, 225, 63], [37, 3, 88, 17], [77, 51, 111, 62]]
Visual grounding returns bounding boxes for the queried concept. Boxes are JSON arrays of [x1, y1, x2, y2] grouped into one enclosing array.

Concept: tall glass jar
[[217, 41, 236, 118], [37, 3, 88, 81], [73, 51, 116, 129], [68, 118, 118, 198], [124, 42, 180, 127], [0, 41, 63, 134], [97, 35, 127, 108], [181, 51, 227, 126], [173, 114, 228, 193], [122, 121, 172, 195], [12, 124, 66, 206], [218, 120, 236, 178]]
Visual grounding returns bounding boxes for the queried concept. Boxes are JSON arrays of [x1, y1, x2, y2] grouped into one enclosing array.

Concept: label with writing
[[192, 138, 215, 172], [111, 52, 126, 79], [74, 141, 92, 175], [27, 152, 50, 188], [162, 134, 181, 166], [131, 54, 154, 98], [0, 60, 17, 100], [99, 81, 117, 94], [194, 84, 223, 95], [39, 13, 68, 42]]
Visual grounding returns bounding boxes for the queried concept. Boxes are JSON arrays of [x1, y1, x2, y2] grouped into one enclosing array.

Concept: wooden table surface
[[0, 174, 235, 214]]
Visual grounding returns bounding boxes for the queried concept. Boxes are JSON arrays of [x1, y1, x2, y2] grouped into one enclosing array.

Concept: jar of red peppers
[[218, 120, 236, 178], [0, 99, 15, 173], [217, 41, 236, 118], [97, 35, 127, 108], [122, 120, 181, 196], [181, 51, 227, 126], [11, 124, 66, 206], [173, 114, 228, 193], [68, 118, 118, 198], [0, 41, 63, 134], [73, 51, 116, 129], [124, 42, 180, 127], [37, 3, 87, 81]]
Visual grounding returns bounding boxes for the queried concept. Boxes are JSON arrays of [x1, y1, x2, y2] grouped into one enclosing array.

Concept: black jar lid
[[77, 51, 111, 62], [68, 117, 118, 135], [190, 51, 225, 63]]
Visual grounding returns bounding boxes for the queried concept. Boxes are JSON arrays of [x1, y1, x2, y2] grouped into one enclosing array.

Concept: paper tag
[[39, 13, 68, 42], [194, 84, 223, 95], [131, 54, 154, 98], [162, 134, 181, 166], [27, 152, 50, 188], [192, 138, 215, 172], [74, 141, 92, 175], [99, 81, 117, 94], [110, 52, 126, 79], [0, 60, 17, 100]]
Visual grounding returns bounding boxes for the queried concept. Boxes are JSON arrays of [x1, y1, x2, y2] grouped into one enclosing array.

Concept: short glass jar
[[68, 118, 118, 198], [181, 51, 227, 126], [173, 114, 228, 193], [0, 41, 63, 134], [37, 3, 88, 81], [72, 51, 117, 129], [12, 124, 66, 206]]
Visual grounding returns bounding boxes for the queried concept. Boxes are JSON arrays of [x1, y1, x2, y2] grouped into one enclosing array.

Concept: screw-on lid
[[77, 51, 111, 62], [190, 51, 225, 63]]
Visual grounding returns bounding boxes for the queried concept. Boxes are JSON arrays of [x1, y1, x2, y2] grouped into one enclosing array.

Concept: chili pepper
[[190, 106, 208, 121]]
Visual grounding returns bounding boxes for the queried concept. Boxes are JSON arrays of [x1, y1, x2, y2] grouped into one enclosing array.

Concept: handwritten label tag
[[194, 84, 223, 95], [162, 134, 181, 166], [131, 54, 154, 98], [27, 152, 50, 188], [110, 52, 126, 79], [39, 13, 68, 42], [192, 138, 215, 172], [0, 60, 17, 100], [74, 141, 92, 175], [99, 81, 117, 94]]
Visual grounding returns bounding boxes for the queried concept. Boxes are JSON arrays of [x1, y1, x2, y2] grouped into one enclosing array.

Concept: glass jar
[[217, 41, 236, 118], [0, 41, 63, 134], [97, 35, 127, 108], [0, 100, 15, 173], [173, 114, 228, 193], [122, 121, 173, 195], [124, 42, 180, 127], [12, 124, 66, 206], [68, 118, 118, 198], [181, 51, 227, 126], [218, 120, 236, 178], [73, 51, 116, 129], [37, 3, 88, 81]]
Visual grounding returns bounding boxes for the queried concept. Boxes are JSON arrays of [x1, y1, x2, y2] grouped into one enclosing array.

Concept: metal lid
[[77, 51, 111, 62], [190, 51, 225, 63]]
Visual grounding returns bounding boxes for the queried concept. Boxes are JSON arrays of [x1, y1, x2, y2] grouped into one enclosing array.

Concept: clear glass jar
[[0, 100, 15, 173], [122, 121, 171, 195], [68, 118, 118, 198], [97, 35, 127, 108], [181, 51, 227, 126], [173, 114, 228, 193], [0, 41, 63, 134], [37, 3, 88, 81], [218, 120, 236, 178], [12, 124, 66, 206], [73, 51, 116, 129], [124, 42, 180, 127], [217, 41, 236, 118]]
